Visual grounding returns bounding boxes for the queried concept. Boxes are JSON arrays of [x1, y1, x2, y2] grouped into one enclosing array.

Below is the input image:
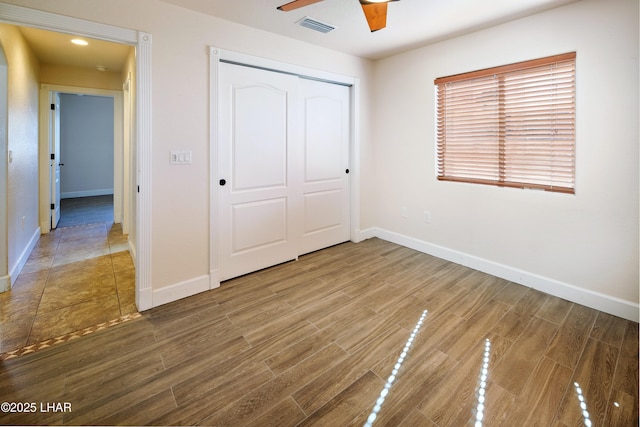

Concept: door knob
[[219, 179, 226, 186]]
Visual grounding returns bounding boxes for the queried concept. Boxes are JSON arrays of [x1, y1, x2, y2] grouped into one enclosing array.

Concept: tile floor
[[0, 196, 137, 354], [58, 194, 115, 227]]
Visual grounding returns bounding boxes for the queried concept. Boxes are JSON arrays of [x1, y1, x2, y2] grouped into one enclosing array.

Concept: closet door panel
[[219, 63, 300, 280], [299, 79, 351, 255], [233, 85, 287, 190]]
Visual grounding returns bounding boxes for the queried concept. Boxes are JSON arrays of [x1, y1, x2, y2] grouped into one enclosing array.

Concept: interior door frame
[[0, 2, 153, 311], [122, 73, 133, 235], [50, 91, 61, 229], [0, 45, 8, 292], [209, 47, 362, 289], [38, 85, 123, 233]]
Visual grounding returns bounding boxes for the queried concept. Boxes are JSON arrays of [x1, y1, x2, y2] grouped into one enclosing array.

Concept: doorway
[[56, 93, 116, 228], [58, 93, 114, 228], [40, 86, 124, 234], [0, 2, 153, 314]]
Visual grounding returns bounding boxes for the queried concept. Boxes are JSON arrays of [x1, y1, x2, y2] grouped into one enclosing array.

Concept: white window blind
[[435, 52, 576, 194]]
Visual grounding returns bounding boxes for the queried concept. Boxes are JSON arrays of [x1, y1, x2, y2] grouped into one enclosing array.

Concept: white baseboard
[[137, 285, 152, 312], [61, 189, 113, 199], [209, 269, 220, 290], [152, 274, 211, 308], [139, 270, 219, 311], [362, 227, 639, 322], [9, 227, 41, 285], [0, 274, 10, 292], [356, 228, 377, 242], [128, 238, 137, 265]]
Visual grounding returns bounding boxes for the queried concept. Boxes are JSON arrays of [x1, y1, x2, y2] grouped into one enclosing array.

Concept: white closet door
[[299, 79, 350, 255], [218, 63, 301, 281]]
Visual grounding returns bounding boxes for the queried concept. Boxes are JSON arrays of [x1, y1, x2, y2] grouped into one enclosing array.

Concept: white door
[[50, 92, 61, 229], [218, 63, 301, 280], [299, 79, 351, 255]]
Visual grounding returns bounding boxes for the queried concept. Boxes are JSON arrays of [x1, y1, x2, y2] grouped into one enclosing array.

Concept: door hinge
[[137, 185, 140, 193], [50, 203, 55, 210], [51, 103, 55, 110], [50, 153, 55, 160]]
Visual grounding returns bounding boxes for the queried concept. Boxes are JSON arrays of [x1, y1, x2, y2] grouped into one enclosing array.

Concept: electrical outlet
[[423, 211, 431, 223], [401, 206, 408, 218]]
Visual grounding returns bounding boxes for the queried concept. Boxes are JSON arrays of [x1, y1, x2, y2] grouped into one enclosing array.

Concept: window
[[435, 52, 576, 194]]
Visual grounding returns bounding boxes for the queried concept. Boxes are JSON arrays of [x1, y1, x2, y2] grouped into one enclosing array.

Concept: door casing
[[0, 45, 7, 292], [38, 85, 124, 234]]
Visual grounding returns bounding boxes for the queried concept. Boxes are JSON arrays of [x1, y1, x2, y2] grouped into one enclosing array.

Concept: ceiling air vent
[[296, 16, 336, 34]]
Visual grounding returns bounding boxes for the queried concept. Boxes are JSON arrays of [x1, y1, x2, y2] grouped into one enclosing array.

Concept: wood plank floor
[[0, 238, 637, 426]]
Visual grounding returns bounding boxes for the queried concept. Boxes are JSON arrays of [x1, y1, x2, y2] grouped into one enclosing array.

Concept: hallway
[[0, 197, 137, 357]]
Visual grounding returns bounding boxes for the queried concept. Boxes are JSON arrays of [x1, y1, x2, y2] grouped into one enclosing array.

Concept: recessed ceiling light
[[96, 66, 108, 72], [71, 38, 88, 46]]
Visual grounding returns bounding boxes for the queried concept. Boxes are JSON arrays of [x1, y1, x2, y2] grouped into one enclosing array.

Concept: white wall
[[59, 93, 114, 198], [370, 0, 639, 314], [0, 23, 40, 286], [0, 0, 375, 294]]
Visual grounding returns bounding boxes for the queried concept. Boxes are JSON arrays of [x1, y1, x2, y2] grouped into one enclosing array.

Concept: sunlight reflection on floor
[[363, 309, 428, 427], [474, 338, 491, 427]]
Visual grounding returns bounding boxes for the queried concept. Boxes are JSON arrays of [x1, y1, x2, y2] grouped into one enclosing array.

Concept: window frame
[[435, 52, 576, 194]]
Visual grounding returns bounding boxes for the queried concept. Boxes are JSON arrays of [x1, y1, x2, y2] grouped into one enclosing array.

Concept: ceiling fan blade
[[359, 1, 388, 32], [277, 0, 324, 12]]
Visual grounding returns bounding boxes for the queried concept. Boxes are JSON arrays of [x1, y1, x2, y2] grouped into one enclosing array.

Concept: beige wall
[[370, 0, 639, 307], [0, 0, 375, 294], [0, 23, 40, 282], [40, 63, 123, 91]]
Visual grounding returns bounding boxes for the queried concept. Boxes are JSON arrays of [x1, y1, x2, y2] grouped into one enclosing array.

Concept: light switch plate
[[170, 150, 192, 165]]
